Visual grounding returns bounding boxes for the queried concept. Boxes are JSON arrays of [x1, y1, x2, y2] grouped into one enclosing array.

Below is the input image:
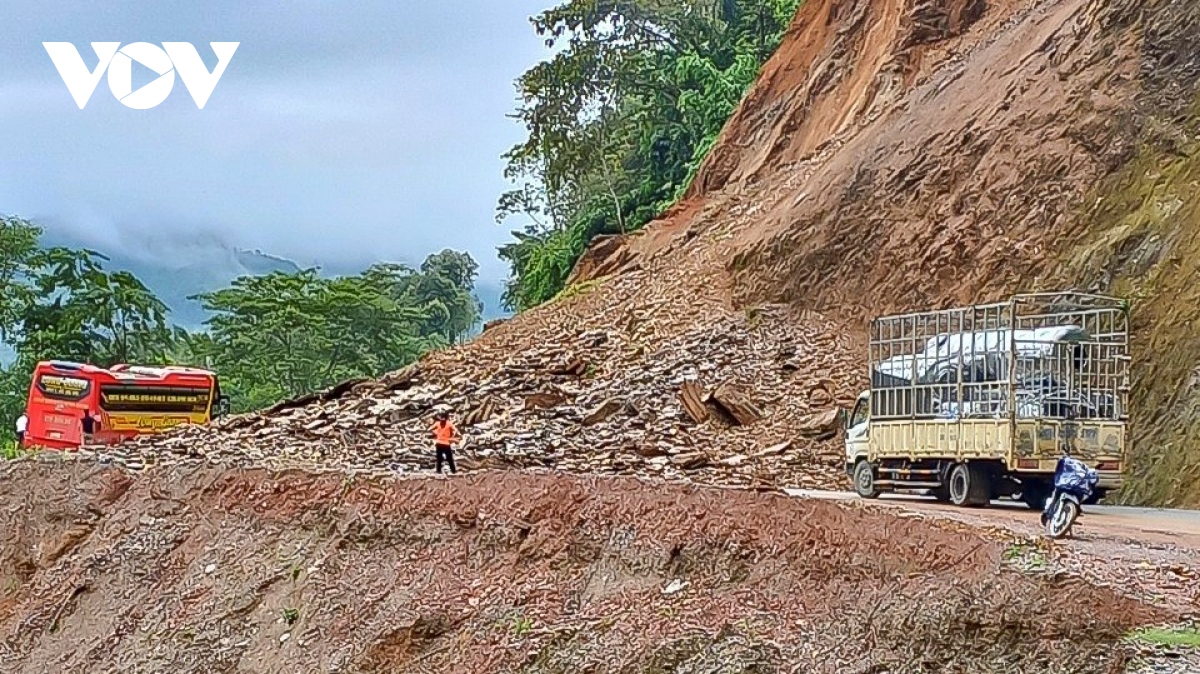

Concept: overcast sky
[[0, 1, 555, 281]]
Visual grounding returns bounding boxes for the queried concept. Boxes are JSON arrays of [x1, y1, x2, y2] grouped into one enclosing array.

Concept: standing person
[[81, 409, 96, 445], [15, 413, 27, 446], [430, 410, 460, 475]]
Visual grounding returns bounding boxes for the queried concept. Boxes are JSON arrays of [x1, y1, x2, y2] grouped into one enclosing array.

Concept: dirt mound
[[0, 462, 1167, 672], [124, 303, 860, 490]]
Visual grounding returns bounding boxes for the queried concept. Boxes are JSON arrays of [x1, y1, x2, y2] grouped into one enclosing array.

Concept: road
[[786, 489, 1200, 549]]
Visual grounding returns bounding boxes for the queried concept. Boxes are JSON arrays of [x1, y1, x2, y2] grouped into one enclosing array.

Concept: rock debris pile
[[119, 306, 861, 489]]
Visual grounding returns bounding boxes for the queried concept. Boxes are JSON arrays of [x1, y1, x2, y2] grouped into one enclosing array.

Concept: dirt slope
[[125, 0, 1200, 504], [0, 462, 1171, 673]]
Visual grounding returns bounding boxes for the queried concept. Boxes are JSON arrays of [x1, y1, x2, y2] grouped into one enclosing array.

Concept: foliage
[[194, 267, 422, 411], [18, 246, 176, 367], [1, 440, 21, 461], [0, 215, 482, 437], [497, 0, 802, 311], [0, 216, 40, 340], [1127, 625, 1200, 648], [189, 250, 479, 413]]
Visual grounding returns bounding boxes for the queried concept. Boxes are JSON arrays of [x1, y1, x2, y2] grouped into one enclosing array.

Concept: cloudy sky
[[0, 1, 555, 281]]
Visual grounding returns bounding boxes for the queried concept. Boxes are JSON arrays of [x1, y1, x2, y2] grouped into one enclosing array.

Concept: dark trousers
[[15, 431, 23, 445], [435, 444, 456, 474]]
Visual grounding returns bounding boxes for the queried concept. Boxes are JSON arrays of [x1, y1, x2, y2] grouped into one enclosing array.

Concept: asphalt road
[[786, 489, 1200, 546]]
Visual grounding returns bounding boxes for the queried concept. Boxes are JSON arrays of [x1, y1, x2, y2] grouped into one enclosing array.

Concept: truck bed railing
[[868, 292, 1129, 423]]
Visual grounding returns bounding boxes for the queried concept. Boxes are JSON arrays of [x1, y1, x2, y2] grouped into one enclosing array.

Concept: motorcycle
[[1040, 455, 1099, 538]]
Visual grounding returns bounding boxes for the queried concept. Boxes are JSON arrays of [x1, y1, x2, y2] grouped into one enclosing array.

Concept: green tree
[[18, 247, 175, 367], [498, 0, 802, 310], [0, 216, 41, 339], [0, 221, 179, 446], [414, 250, 483, 342], [194, 264, 452, 412]]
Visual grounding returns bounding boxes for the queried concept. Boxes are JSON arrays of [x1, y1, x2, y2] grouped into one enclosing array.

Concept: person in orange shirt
[[430, 410, 460, 475]]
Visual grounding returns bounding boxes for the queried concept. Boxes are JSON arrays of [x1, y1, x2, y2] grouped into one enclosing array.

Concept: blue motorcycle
[[1040, 454, 1099, 538]]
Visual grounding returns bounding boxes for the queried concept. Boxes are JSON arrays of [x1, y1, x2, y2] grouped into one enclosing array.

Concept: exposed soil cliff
[[0, 462, 1170, 673]]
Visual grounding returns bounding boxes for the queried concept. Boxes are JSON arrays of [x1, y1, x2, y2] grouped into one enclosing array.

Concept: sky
[[0, 1, 555, 281]]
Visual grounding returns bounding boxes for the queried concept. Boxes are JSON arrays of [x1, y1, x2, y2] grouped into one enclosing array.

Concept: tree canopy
[[498, 0, 802, 311]]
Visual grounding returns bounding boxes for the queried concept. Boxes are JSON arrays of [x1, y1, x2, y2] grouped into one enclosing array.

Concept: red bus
[[22, 360, 229, 450]]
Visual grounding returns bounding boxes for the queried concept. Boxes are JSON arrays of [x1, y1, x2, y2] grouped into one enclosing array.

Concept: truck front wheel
[[948, 462, 990, 507], [853, 459, 881, 499]]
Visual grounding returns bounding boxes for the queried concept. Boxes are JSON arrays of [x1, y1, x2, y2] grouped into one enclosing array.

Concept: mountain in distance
[[37, 228, 511, 332]]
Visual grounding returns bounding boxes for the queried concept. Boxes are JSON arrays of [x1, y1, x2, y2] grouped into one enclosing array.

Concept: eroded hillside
[[0, 462, 1173, 673], [122, 0, 1200, 504]]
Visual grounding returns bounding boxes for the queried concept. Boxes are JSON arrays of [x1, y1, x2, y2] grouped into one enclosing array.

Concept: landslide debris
[[122, 305, 860, 490], [121, 0, 1199, 503], [0, 463, 1169, 673]]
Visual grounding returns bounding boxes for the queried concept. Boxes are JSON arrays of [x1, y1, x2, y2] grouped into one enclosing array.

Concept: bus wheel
[[948, 463, 990, 507], [853, 460, 881, 499]]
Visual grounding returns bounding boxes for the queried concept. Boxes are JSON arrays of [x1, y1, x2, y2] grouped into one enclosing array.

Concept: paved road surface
[[786, 489, 1200, 548]]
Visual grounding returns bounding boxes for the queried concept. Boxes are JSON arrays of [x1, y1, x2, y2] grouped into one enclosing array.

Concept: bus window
[[35, 373, 92, 402], [98, 385, 212, 414]]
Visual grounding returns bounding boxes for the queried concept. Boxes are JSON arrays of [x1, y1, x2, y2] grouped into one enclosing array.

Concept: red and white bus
[[22, 360, 229, 449]]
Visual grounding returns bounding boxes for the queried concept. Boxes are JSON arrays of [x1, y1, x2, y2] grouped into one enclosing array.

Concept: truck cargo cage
[[868, 292, 1129, 423]]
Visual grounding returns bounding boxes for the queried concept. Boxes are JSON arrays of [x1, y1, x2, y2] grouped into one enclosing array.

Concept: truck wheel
[[948, 463, 990, 507], [1085, 489, 1107, 506], [853, 460, 881, 499]]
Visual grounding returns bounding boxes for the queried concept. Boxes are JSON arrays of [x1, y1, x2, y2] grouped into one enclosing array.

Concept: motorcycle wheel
[[1045, 498, 1079, 538]]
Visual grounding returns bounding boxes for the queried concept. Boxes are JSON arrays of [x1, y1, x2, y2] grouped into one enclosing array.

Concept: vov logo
[[43, 42, 239, 110]]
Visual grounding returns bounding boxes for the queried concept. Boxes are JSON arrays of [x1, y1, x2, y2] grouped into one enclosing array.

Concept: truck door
[[846, 393, 871, 464]]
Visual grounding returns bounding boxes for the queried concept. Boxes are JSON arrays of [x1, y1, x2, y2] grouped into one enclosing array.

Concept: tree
[[17, 247, 175, 367], [415, 250, 483, 342], [0, 223, 179, 445], [0, 216, 41, 340], [497, 0, 802, 311], [193, 256, 481, 413]]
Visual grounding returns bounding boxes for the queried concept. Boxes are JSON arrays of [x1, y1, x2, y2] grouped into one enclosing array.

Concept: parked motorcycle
[[1040, 454, 1099, 538]]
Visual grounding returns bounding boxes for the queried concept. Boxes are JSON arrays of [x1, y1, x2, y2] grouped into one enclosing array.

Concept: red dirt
[[0, 463, 1170, 673]]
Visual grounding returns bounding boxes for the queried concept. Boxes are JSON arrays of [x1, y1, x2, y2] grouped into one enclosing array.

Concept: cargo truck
[[842, 292, 1129, 508]]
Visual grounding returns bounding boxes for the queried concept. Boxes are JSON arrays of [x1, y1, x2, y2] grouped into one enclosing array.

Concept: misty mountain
[[37, 229, 511, 332]]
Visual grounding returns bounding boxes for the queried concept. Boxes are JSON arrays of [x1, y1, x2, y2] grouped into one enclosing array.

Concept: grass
[[2, 440, 24, 461], [1128, 625, 1200, 648], [1001, 542, 1048, 573], [496, 611, 535, 639], [552, 277, 606, 303]]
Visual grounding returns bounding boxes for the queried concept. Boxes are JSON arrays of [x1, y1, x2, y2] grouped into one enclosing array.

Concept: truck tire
[[853, 459, 881, 499], [948, 462, 990, 507]]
